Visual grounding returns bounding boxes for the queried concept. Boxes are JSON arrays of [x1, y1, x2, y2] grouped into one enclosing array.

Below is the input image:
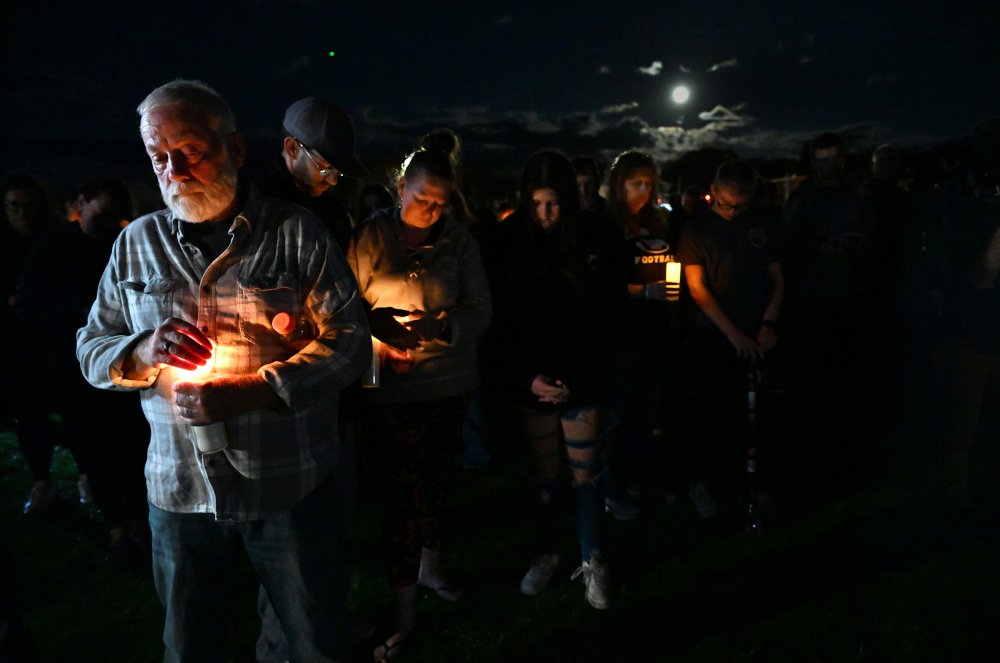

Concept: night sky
[[3, 1, 998, 199]]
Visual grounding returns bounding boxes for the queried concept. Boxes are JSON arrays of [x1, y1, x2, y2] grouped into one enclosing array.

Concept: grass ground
[[2, 414, 999, 662]]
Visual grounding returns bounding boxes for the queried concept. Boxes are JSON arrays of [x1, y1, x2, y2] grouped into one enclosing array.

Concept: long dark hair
[[509, 149, 591, 287]]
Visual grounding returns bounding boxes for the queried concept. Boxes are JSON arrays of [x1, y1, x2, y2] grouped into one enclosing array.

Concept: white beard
[[161, 165, 239, 222]]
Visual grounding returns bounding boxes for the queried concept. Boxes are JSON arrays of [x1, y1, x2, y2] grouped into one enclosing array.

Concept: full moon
[[671, 85, 691, 104]]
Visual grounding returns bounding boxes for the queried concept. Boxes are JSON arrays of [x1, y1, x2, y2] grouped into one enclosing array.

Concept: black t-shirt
[[181, 218, 231, 261], [625, 234, 677, 285], [492, 210, 615, 406], [677, 208, 782, 337]]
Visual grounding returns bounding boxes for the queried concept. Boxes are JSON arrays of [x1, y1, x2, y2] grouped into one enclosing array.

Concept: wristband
[[761, 319, 777, 331]]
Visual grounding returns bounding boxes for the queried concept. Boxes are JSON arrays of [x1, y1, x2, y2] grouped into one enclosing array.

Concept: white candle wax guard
[[194, 422, 228, 454]]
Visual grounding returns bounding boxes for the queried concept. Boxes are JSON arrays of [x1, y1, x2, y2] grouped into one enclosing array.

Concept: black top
[[490, 209, 616, 407], [601, 213, 677, 335], [677, 207, 783, 338], [16, 221, 117, 374]]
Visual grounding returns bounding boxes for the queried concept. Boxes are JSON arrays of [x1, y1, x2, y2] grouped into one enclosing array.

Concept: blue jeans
[[458, 388, 492, 468], [523, 404, 605, 562], [149, 458, 355, 663]]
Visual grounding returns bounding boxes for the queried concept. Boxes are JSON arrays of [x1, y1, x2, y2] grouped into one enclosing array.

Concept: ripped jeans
[[520, 403, 606, 561]]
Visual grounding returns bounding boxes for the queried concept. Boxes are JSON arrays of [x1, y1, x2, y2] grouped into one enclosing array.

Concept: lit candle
[[363, 337, 381, 389], [665, 261, 682, 301], [176, 347, 227, 454]]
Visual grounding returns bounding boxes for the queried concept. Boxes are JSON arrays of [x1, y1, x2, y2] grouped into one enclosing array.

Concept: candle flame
[[666, 261, 682, 284], [175, 340, 216, 380]]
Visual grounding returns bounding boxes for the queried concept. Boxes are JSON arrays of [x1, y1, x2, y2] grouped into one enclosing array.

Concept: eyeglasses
[[296, 140, 341, 184], [714, 200, 747, 213], [712, 196, 748, 213]]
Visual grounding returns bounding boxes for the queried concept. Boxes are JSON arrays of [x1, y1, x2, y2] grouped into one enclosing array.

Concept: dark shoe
[[105, 528, 149, 563], [604, 495, 640, 521], [416, 577, 463, 602], [350, 617, 376, 644], [688, 480, 719, 518], [106, 536, 139, 563]]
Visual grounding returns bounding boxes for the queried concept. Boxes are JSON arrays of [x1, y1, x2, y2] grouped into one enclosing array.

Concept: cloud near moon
[[638, 61, 663, 76]]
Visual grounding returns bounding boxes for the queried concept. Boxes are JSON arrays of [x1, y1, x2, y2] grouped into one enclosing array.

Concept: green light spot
[[328, 51, 335, 57]]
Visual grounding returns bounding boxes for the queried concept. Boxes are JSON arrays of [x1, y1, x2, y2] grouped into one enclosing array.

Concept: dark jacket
[[490, 209, 616, 408]]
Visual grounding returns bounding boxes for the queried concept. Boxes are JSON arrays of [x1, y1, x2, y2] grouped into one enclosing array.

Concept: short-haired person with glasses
[[257, 96, 369, 252], [677, 158, 784, 518]]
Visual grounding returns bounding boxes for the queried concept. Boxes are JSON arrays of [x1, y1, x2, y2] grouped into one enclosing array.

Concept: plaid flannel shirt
[[77, 186, 370, 521]]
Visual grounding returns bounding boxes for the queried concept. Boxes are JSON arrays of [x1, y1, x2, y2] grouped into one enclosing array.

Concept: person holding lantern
[[76, 79, 371, 662], [599, 151, 676, 521]]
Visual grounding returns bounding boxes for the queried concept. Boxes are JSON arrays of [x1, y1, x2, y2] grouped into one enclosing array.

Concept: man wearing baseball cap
[[257, 96, 368, 251]]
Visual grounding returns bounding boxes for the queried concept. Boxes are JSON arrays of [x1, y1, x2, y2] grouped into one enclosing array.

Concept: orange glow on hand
[[175, 340, 216, 380]]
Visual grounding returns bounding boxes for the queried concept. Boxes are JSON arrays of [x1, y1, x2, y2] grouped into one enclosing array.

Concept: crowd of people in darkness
[[2, 78, 999, 662]]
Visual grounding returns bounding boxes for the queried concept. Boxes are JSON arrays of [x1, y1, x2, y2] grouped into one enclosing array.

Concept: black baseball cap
[[282, 97, 368, 177]]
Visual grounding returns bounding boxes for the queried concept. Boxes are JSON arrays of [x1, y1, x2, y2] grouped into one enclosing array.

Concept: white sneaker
[[571, 555, 610, 609], [520, 553, 560, 596], [688, 480, 719, 518], [23, 481, 55, 514], [78, 474, 94, 505]]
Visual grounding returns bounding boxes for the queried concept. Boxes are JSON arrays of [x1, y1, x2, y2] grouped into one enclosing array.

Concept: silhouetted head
[[2, 172, 53, 237], [520, 149, 579, 234], [810, 132, 847, 186], [710, 159, 758, 221], [871, 144, 902, 183], [76, 176, 134, 241], [571, 155, 602, 210]]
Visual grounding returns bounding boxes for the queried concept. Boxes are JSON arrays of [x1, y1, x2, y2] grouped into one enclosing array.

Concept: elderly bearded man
[[76, 79, 370, 662]]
